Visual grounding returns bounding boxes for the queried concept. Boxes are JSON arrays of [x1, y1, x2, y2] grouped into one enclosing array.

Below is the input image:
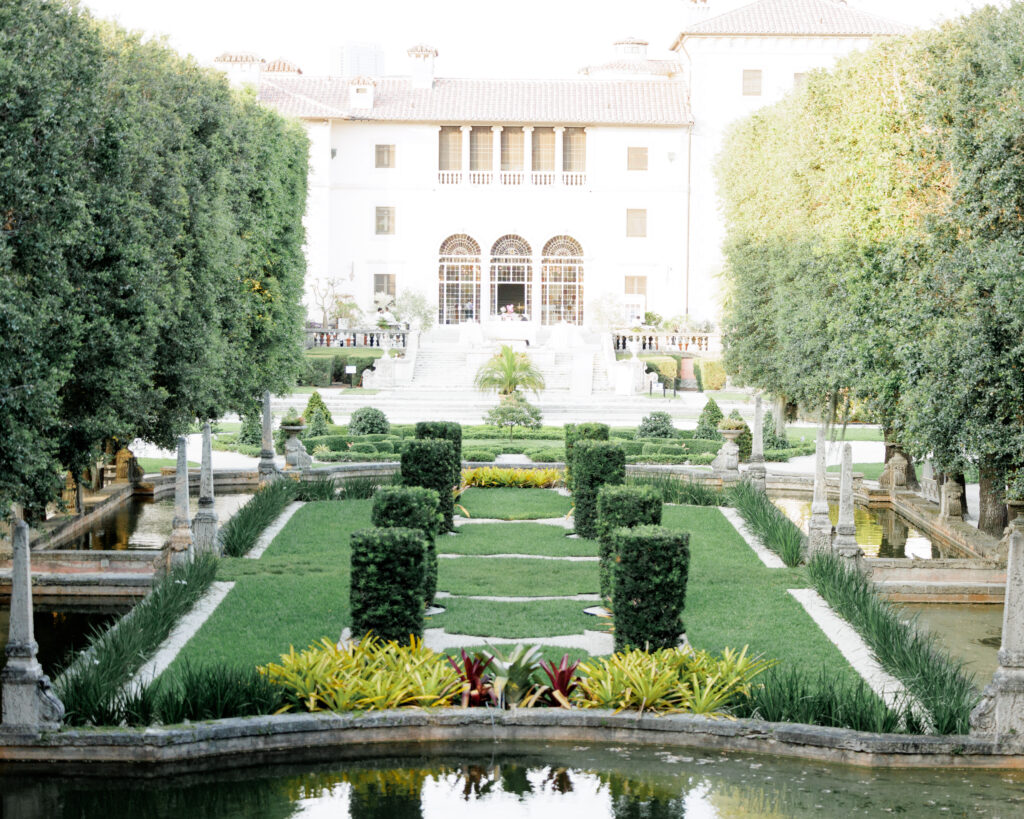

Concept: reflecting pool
[[3, 743, 1024, 818]]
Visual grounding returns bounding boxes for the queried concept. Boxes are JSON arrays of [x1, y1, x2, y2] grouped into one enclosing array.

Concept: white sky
[[80, 0, 994, 77]]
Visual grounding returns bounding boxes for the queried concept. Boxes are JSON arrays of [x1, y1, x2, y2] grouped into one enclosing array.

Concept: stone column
[[460, 125, 471, 183], [554, 126, 565, 185], [258, 390, 277, 481], [807, 426, 833, 555], [748, 394, 766, 492], [192, 422, 218, 554], [166, 436, 194, 566], [971, 521, 1024, 737], [2, 520, 64, 735], [491, 125, 503, 183], [833, 442, 863, 566], [523, 126, 534, 184]]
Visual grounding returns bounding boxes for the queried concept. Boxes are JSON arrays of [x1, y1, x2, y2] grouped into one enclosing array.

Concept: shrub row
[[572, 440, 625, 539], [625, 474, 731, 507], [401, 438, 457, 532], [299, 351, 383, 387]]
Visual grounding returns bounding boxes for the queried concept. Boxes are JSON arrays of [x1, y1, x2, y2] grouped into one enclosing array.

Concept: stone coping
[[1, 709, 1022, 773]]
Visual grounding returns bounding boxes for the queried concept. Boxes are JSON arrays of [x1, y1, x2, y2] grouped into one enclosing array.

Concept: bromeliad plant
[[461, 467, 563, 489], [448, 649, 496, 707]]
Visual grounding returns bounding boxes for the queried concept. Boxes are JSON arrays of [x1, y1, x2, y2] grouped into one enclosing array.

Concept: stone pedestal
[[747, 394, 766, 492], [807, 426, 833, 555], [712, 429, 741, 484], [2, 520, 64, 735], [165, 436, 194, 568], [282, 425, 312, 472], [833, 442, 863, 567], [258, 390, 278, 481], [940, 480, 964, 521], [971, 523, 1024, 737], [192, 422, 219, 555]]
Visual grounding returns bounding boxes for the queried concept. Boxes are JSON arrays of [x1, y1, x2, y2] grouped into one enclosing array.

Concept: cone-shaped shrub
[[401, 438, 456, 532], [572, 440, 625, 539], [694, 398, 724, 441], [371, 486, 442, 605], [596, 485, 663, 608], [350, 527, 425, 643], [613, 525, 689, 652]]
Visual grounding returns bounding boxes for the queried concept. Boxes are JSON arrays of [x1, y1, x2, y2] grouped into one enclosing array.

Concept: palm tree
[[473, 345, 545, 396]]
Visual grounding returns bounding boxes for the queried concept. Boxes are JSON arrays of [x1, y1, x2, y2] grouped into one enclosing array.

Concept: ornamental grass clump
[[218, 478, 296, 557], [612, 526, 689, 652], [571, 439, 626, 539], [350, 527, 426, 644], [401, 438, 457, 532], [263, 635, 460, 712], [371, 486, 441, 605], [625, 474, 731, 507], [596, 485, 663, 609], [807, 551, 977, 734], [730, 479, 805, 567]]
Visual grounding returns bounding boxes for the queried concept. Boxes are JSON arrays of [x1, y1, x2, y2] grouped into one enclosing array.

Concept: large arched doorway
[[541, 236, 583, 325], [438, 234, 481, 324], [489, 235, 532, 319]]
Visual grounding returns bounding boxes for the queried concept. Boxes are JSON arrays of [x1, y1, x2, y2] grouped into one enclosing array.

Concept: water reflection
[[4, 744, 1024, 818], [59, 491, 252, 550], [772, 497, 942, 559]]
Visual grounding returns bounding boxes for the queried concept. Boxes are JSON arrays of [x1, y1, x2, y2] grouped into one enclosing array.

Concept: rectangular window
[[438, 126, 462, 170], [626, 209, 647, 238], [374, 144, 395, 168], [470, 127, 492, 171], [501, 128, 524, 171], [375, 207, 395, 235], [563, 127, 586, 172], [742, 69, 762, 96], [532, 127, 555, 171], [624, 275, 647, 296], [373, 274, 396, 298], [627, 147, 648, 171]]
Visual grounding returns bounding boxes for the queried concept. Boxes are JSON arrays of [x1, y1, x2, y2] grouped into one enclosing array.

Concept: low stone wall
[[869, 558, 1006, 602], [1, 710, 1022, 773]]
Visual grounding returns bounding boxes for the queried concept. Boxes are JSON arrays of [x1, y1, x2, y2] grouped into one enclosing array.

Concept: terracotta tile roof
[[265, 57, 301, 74], [214, 52, 265, 64], [578, 58, 685, 78], [258, 76, 692, 125], [673, 0, 910, 46]]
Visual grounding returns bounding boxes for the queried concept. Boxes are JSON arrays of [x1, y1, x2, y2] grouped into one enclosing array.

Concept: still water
[[59, 491, 252, 550], [3, 744, 1024, 818], [772, 497, 949, 558]]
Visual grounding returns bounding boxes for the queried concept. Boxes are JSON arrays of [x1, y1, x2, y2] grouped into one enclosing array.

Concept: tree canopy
[[716, 3, 1024, 535], [0, 0, 308, 517]]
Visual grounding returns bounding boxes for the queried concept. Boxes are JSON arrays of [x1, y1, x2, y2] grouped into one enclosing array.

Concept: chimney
[[349, 76, 376, 110], [407, 43, 438, 90]]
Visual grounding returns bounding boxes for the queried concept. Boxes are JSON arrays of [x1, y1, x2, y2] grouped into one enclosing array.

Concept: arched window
[[541, 236, 584, 325], [438, 234, 481, 324], [489, 235, 532, 319]]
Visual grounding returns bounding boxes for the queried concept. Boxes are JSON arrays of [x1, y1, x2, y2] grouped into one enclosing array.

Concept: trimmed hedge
[[613, 525, 690, 652], [463, 448, 497, 462], [565, 422, 610, 491], [349, 442, 378, 454], [371, 486, 442, 605], [596, 485, 663, 608], [683, 438, 723, 455], [641, 442, 688, 458], [303, 434, 351, 452], [416, 421, 462, 487], [300, 350, 383, 387], [349, 407, 390, 435], [401, 439, 457, 532], [349, 527, 425, 644], [572, 440, 626, 539], [527, 447, 565, 462]]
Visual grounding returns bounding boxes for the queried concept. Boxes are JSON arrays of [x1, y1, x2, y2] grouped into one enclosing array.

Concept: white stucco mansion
[[217, 0, 907, 337]]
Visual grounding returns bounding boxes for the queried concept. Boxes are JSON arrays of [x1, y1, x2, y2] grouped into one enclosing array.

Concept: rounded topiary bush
[[636, 411, 676, 439], [349, 406, 389, 435]]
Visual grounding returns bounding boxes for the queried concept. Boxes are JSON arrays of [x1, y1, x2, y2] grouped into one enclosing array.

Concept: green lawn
[[458, 488, 572, 520], [431, 598, 598, 639], [437, 557, 597, 597], [827, 462, 885, 481], [137, 458, 198, 473], [787, 426, 884, 443], [442, 523, 597, 556]]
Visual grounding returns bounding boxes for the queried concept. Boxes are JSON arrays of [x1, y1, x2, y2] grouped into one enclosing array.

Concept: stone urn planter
[[1008, 499, 1024, 524], [626, 339, 641, 359], [281, 424, 312, 471], [720, 427, 743, 444]]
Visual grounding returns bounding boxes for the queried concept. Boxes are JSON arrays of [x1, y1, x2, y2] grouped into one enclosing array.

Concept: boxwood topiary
[[416, 421, 462, 485], [349, 527, 425, 643], [572, 440, 626, 539], [564, 422, 610, 491], [401, 439, 457, 532], [349, 407, 390, 435], [371, 486, 442, 605], [613, 525, 690, 652], [694, 398, 723, 441], [636, 411, 676, 439], [596, 485, 663, 608]]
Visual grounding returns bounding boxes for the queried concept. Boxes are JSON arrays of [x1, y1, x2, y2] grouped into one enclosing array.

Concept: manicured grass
[[458, 488, 572, 520], [828, 462, 885, 481], [430, 598, 600, 638], [660, 506, 861, 686], [304, 348, 383, 360], [704, 390, 751, 402], [787, 426, 884, 443], [444, 524, 597, 556], [437, 557, 597, 597], [137, 458, 198, 473]]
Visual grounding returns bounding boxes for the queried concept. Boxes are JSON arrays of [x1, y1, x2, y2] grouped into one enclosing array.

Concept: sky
[[79, 0, 997, 78]]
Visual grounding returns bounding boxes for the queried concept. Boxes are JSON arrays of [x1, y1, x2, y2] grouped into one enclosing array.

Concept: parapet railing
[[613, 331, 711, 354], [305, 327, 408, 350]]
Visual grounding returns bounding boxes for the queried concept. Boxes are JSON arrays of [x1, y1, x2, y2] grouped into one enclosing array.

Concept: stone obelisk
[[258, 390, 277, 481], [807, 426, 833, 554], [833, 442, 863, 566], [1, 520, 64, 734], [166, 436, 194, 567], [748, 394, 766, 492], [971, 521, 1024, 737], [192, 422, 218, 554]]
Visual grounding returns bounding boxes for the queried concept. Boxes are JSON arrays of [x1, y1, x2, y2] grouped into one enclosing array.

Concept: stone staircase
[[592, 352, 611, 393], [409, 347, 474, 389], [534, 352, 575, 392]]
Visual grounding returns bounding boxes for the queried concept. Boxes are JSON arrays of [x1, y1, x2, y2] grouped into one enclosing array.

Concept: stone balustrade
[[612, 331, 711, 354], [306, 327, 408, 350]]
